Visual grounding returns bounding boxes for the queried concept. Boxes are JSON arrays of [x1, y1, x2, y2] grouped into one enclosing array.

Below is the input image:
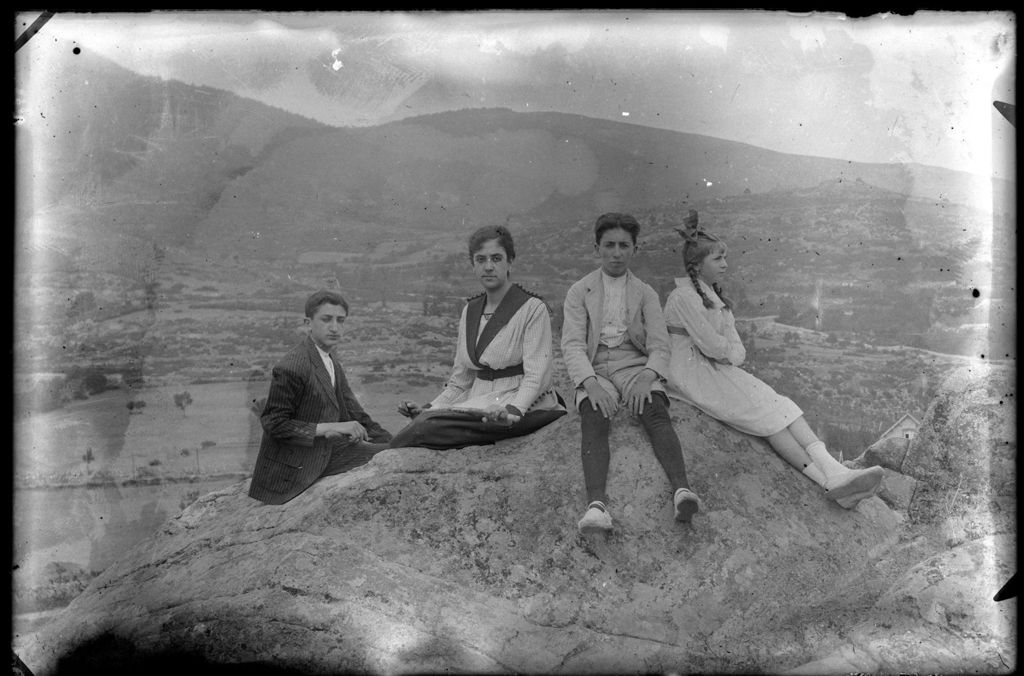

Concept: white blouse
[[430, 296, 560, 414]]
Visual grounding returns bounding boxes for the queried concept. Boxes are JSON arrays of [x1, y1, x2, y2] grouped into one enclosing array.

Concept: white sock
[[804, 441, 848, 480]]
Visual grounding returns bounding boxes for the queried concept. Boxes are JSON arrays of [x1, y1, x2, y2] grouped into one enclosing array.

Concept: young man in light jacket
[[560, 213, 701, 534]]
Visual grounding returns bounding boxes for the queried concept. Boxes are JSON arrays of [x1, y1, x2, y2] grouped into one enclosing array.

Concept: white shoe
[[577, 501, 612, 534], [825, 466, 884, 509], [673, 487, 701, 523]]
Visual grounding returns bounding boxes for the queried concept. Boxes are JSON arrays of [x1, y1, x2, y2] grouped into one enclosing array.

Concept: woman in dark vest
[[389, 225, 566, 449]]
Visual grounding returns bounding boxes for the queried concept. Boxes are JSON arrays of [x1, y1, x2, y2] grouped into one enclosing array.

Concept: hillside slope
[[191, 107, 1003, 261], [17, 47, 328, 273], [18, 364, 1015, 674]]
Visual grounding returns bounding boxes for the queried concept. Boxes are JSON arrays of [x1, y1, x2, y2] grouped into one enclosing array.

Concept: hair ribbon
[[673, 209, 718, 243]]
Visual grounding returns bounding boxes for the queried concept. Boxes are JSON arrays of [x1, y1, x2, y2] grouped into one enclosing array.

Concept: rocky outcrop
[[903, 363, 1016, 537], [786, 534, 1016, 675], [792, 361, 1017, 673], [859, 435, 911, 472], [18, 367, 1015, 674], [12, 562, 95, 614], [846, 362, 1015, 526]]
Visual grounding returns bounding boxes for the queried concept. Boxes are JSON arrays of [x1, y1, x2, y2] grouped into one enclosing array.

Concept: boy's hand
[[583, 377, 618, 418], [623, 369, 657, 415], [318, 421, 368, 442], [338, 421, 368, 441]]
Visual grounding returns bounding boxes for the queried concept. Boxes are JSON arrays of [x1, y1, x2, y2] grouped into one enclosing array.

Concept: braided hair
[[674, 210, 733, 310]]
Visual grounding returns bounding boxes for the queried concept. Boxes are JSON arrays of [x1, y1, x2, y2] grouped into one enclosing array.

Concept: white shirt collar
[[313, 342, 336, 385], [600, 269, 629, 286]]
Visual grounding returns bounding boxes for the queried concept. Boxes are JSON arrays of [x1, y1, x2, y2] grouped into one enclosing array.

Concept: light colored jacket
[[560, 268, 671, 388]]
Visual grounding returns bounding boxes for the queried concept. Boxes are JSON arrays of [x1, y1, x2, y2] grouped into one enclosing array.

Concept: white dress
[[663, 277, 802, 436]]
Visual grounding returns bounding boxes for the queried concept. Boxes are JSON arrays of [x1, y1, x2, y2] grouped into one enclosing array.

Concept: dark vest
[[464, 284, 543, 380]]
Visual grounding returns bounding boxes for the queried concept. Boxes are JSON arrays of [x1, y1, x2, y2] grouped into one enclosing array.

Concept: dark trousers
[[321, 440, 390, 477], [579, 392, 690, 504], [387, 407, 566, 450]]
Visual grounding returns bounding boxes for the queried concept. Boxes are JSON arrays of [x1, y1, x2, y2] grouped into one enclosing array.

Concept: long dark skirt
[[387, 406, 566, 450]]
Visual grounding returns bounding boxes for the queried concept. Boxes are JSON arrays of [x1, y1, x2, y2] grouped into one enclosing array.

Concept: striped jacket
[[248, 336, 392, 505]]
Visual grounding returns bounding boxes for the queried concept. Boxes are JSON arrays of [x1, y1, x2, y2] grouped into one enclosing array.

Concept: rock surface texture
[[20, 365, 1015, 674]]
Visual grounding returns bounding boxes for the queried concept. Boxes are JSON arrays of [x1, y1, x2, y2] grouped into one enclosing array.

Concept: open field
[[15, 375, 445, 488]]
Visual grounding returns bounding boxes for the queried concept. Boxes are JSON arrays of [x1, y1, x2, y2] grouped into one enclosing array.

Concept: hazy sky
[[16, 10, 1016, 179]]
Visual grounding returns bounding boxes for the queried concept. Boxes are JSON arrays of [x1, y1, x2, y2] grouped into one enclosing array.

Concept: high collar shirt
[[599, 270, 629, 348]]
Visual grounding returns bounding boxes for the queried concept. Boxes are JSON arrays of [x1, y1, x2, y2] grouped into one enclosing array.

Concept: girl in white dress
[[663, 211, 883, 508]]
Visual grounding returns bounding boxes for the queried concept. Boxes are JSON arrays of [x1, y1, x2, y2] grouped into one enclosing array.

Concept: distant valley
[[16, 44, 1012, 471]]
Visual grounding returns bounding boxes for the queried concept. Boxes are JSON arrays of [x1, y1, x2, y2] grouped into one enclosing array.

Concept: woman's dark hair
[[594, 213, 640, 245], [467, 225, 516, 261], [304, 289, 349, 318]]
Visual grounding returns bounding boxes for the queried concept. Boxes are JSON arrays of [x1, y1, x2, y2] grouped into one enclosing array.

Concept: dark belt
[[667, 325, 690, 337], [476, 363, 524, 381]]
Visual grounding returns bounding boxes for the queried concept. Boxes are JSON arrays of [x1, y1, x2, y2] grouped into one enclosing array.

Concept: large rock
[[15, 395, 1004, 675], [875, 468, 918, 512], [904, 363, 1016, 537], [12, 561, 94, 614], [858, 435, 912, 472], [786, 362, 1020, 674], [787, 534, 1016, 674]]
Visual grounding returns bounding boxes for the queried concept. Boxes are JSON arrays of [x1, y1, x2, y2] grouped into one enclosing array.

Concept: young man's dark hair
[[304, 289, 349, 318], [594, 212, 641, 245]]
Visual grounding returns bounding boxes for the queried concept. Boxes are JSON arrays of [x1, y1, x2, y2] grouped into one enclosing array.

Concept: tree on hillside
[[173, 391, 193, 417], [82, 447, 95, 473]]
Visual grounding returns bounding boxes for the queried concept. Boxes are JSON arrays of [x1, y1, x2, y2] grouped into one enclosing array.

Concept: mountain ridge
[[20, 51, 1006, 268], [190, 105, 1002, 261]]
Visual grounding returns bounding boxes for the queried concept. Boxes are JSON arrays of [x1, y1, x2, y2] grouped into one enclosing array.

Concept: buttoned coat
[[560, 268, 671, 388], [248, 336, 392, 505]]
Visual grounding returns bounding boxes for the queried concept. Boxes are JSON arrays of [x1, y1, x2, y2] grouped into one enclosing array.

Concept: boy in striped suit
[[248, 290, 392, 505]]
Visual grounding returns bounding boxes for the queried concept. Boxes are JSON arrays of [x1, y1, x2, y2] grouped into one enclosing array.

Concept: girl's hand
[[398, 401, 425, 418], [481, 404, 520, 426]]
